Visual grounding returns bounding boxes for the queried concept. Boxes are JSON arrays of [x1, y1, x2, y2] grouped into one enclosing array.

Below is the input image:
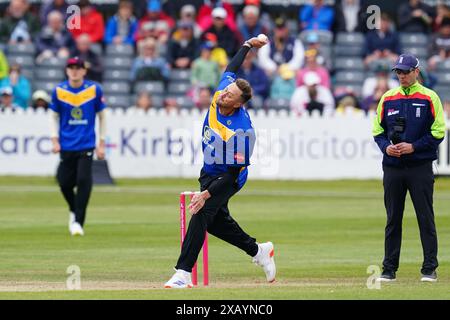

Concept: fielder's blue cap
[[392, 53, 420, 71]]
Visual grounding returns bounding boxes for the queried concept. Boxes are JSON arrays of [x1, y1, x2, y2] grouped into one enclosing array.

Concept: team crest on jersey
[[226, 75, 235, 83], [71, 107, 83, 119], [227, 120, 232, 126], [203, 125, 212, 143]]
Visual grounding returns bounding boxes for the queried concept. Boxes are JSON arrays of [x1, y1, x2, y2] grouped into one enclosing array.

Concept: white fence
[[1, 108, 449, 179]]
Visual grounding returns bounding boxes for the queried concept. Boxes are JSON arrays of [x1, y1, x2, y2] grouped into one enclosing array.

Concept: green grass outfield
[[0, 176, 449, 300]]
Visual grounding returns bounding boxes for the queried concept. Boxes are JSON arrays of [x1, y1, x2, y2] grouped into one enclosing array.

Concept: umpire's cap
[[392, 53, 420, 71]]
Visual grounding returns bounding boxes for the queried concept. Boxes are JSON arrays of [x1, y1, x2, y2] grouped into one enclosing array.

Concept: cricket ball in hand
[[257, 34, 268, 44]]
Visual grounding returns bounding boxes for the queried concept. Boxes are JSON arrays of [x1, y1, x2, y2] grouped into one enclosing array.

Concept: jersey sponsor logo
[[234, 152, 245, 163], [69, 107, 88, 125], [56, 85, 97, 107], [387, 109, 400, 116], [416, 107, 421, 118]]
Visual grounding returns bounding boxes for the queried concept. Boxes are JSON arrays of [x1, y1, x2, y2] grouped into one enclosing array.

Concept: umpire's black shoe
[[377, 270, 396, 282], [421, 270, 437, 282]]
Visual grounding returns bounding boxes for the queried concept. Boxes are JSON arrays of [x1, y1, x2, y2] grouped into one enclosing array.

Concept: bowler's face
[[217, 83, 243, 109]]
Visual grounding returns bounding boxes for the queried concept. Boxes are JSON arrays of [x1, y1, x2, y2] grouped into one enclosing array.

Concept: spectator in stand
[[130, 91, 154, 112], [104, 0, 138, 46], [31, 90, 51, 110], [167, 21, 200, 69], [0, 64, 31, 110], [238, 5, 268, 40], [237, 0, 273, 33], [333, 0, 366, 33], [178, 4, 202, 38], [428, 17, 450, 71], [236, 49, 270, 101], [258, 17, 305, 76], [270, 64, 296, 100], [164, 97, 180, 113], [190, 42, 221, 90], [203, 32, 229, 70], [68, 0, 104, 43], [433, 4, 450, 32], [35, 11, 74, 63], [299, 0, 335, 31], [290, 71, 334, 116], [361, 63, 399, 99], [0, 0, 40, 44], [40, 0, 68, 25], [201, 7, 241, 58], [131, 38, 170, 82], [0, 50, 9, 80], [334, 87, 361, 114], [360, 78, 389, 113], [398, 0, 434, 34], [70, 34, 103, 82], [303, 32, 331, 70], [0, 86, 20, 111], [135, 0, 175, 43], [195, 86, 212, 111], [363, 13, 400, 68], [296, 48, 330, 89], [197, 0, 237, 32]]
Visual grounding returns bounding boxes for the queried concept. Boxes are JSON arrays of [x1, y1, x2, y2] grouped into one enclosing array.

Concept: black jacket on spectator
[[36, 27, 75, 56], [202, 25, 241, 58], [70, 49, 103, 83], [167, 37, 200, 68], [363, 30, 401, 57], [398, 1, 435, 33], [0, 13, 40, 43]]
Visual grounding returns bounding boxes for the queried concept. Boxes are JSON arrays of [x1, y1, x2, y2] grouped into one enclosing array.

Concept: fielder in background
[[49, 57, 107, 236], [165, 35, 276, 288], [373, 53, 445, 282]]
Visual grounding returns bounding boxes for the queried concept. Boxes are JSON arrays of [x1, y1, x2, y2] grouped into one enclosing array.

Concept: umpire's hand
[[189, 191, 211, 215]]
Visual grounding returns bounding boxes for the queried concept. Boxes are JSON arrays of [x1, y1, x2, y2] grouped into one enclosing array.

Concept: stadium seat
[[104, 57, 133, 70], [33, 81, 59, 94], [169, 69, 191, 83], [335, 71, 365, 84], [21, 68, 34, 81], [399, 33, 428, 47], [103, 69, 130, 81], [300, 30, 333, 45], [436, 72, 450, 85], [36, 57, 66, 68], [102, 81, 131, 94], [266, 98, 290, 111], [133, 81, 164, 94], [35, 68, 65, 81], [131, 93, 165, 109], [173, 96, 194, 109], [104, 94, 131, 109], [106, 44, 134, 57], [336, 32, 365, 46], [7, 42, 36, 55], [249, 95, 264, 110], [402, 46, 428, 59], [168, 82, 192, 96], [436, 59, 450, 71], [7, 55, 34, 68], [333, 57, 364, 71], [90, 43, 103, 56], [434, 85, 449, 97], [333, 45, 363, 57]]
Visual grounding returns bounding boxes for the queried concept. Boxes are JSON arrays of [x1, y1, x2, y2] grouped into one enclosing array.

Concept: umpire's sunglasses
[[394, 68, 416, 75]]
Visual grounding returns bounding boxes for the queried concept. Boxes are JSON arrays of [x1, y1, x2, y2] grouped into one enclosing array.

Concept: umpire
[[372, 54, 446, 282]]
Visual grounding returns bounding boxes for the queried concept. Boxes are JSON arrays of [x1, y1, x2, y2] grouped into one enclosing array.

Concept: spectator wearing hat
[[0, 64, 31, 109], [0, 0, 40, 44], [0, 49, 9, 81], [177, 4, 202, 38], [131, 38, 170, 82], [40, 0, 69, 25], [197, 0, 237, 32], [35, 10, 75, 63], [191, 42, 221, 90], [296, 48, 330, 89], [31, 90, 51, 110], [290, 71, 334, 116], [104, 0, 138, 45], [201, 7, 242, 58], [299, 0, 335, 31], [236, 49, 269, 102], [270, 64, 296, 100], [129, 91, 155, 112], [428, 17, 450, 71], [398, 0, 434, 34], [362, 63, 399, 99], [167, 21, 200, 69], [70, 34, 103, 82], [135, 0, 175, 43], [363, 13, 401, 68], [203, 32, 229, 70], [258, 17, 305, 76], [0, 86, 20, 111], [68, 0, 105, 43], [303, 32, 331, 70]]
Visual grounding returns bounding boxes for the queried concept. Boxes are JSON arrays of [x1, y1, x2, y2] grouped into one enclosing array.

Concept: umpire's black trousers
[[176, 169, 259, 272], [57, 149, 94, 226], [382, 162, 438, 274]]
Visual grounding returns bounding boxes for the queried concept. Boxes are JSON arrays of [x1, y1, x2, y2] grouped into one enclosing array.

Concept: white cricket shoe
[[68, 212, 75, 230], [70, 222, 84, 236], [164, 269, 193, 288], [252, 242, 276, 283]]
